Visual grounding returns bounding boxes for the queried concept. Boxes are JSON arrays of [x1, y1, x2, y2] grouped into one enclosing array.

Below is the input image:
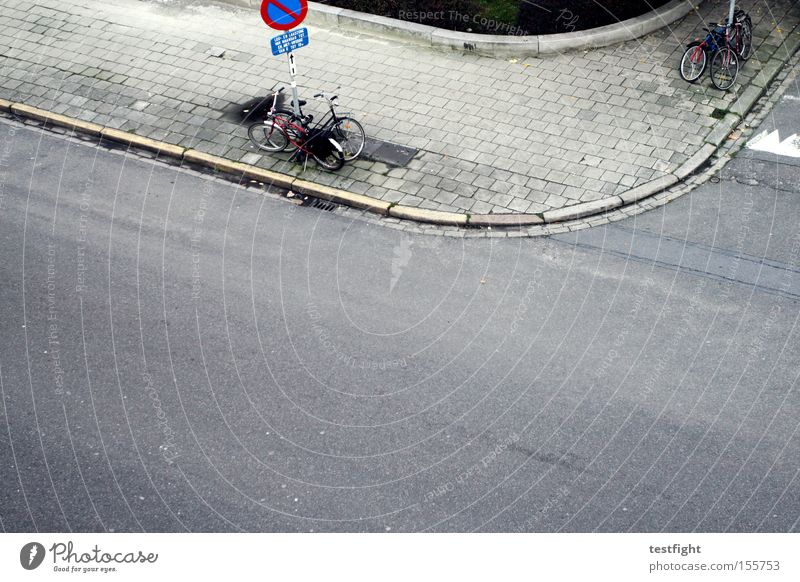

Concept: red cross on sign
[[260, 0, 308, 31]]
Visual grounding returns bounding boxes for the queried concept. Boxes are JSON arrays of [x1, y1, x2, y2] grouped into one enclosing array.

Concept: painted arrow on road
[[747, 129, 800, 158]]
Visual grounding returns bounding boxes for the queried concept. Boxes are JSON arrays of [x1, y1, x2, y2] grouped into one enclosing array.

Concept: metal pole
[[728, 0, 736, 26], [287, 52, 300, 117]]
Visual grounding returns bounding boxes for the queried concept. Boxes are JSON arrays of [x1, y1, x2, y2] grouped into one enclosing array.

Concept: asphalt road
[[0, 84, 798, 532]]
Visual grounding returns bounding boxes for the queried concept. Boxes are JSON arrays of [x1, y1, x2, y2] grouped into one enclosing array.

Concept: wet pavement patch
[[221, 96, 275, 125]]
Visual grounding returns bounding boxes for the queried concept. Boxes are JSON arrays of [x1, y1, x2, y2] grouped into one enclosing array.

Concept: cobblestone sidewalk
[[1, 0, 798, 216]]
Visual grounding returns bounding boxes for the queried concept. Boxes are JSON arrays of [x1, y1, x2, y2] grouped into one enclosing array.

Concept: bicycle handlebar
[[312, 87, 341, 101]]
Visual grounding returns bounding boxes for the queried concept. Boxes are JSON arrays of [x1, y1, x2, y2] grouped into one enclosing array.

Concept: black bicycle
[[270, 89, 366, 162], [730, 9, 753, 61]]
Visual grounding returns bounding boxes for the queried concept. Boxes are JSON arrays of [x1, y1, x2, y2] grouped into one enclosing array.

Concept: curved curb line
[[4, 22, 798, 235], [0, 100, 736, 228], [295, 0, 694, 57]]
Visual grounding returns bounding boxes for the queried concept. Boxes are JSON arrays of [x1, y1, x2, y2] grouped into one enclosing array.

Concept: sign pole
[[261, 0, 309, 117], [728, 0, 736, 25], [287, 52, 300, 117]]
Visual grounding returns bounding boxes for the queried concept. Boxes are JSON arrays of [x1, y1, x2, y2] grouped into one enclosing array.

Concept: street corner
[[2, 2, 800, 575]]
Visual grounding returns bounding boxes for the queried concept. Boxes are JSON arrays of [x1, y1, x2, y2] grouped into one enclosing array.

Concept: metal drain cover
[[360, 137, 418, 167], [301, 196, 339, 212]]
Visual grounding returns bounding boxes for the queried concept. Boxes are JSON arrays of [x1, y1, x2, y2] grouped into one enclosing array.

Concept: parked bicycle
[[679, 10, 752, 91], [247, 87, 345, 171], [729, 9, 753, 61], [267, 88, 366, 162]]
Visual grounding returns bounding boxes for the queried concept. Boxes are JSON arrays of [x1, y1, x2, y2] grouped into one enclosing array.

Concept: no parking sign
[[260, 0, 308, 31], [259, 0, 309, 116]]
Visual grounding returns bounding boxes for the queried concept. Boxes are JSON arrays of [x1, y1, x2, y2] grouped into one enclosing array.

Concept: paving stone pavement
[[0, 0, 798, 215]]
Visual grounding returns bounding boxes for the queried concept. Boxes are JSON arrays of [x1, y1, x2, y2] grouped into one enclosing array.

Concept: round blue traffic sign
[[260, 0, 308, 31]]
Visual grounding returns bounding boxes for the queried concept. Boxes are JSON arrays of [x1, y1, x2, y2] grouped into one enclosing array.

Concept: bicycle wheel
[[313, 139, 345, 171], [680, 42, 707, 82], [710, 47, 739, 90], [332, 117, 366, 161], [247, 120, 289, 152], [729, 24, 751, 61], [270, 110, 308, 145], [739, 22, 752, 60]]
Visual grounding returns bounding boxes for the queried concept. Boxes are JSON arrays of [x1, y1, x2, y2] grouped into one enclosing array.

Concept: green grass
[[476, 0, 519, 24]]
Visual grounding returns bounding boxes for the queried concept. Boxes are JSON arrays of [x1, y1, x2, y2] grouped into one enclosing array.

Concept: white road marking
[[747, 129, 800, 158]]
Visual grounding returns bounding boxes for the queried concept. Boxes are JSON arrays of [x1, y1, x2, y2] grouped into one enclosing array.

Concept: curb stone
[[729, 85, 766, 118], [102, 127, 185, 157], [752, 58, 784, 88], [618, 174, 679, 204], [542, 196, 623, 222], [184, 148, 243, 172], [674, 144, 716, 180], [293, 179, 392, 214], [244, 165, 299, 191], [468, 214, 544, 227], [388, 205, 468, 225], [704, 113, 741, 146], [785, 28, 800, 55], [184, 149, 294, 189], [0, 98, 12, 112], [10, 103, 103, 136]]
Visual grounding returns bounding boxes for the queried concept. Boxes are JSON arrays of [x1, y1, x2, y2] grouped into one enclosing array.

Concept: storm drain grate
[[300, 196, 339, 212]]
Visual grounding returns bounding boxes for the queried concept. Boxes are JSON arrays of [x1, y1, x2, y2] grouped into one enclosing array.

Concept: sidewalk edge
[[3, 27, 796, 232], [0, 102, 758, 228]]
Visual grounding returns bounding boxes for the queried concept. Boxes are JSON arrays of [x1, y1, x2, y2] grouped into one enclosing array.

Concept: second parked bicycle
[[247, 87, 346, 171], [267, 88, 366, 162]]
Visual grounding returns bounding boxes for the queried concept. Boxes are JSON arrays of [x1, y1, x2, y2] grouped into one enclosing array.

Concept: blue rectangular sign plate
[[271, 27, 309, 56]]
